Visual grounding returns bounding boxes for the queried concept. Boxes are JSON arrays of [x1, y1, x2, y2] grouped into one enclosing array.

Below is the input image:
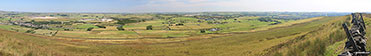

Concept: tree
[[111, 17, 138, 25], [258, 18, 274, 22], [146, 25, 153, 30], [200, 30, 206, 33], [31, 20, 35, 23], [8, 18, 12, 22], [117, 25, 125, 31], [95, 25, 106, 29], [166, 26, 171, 30], [64, 28, 72, 31], [52, 30, 59, 36], [82, 15, 89, 17], [60, 14, 68, 17], [176, 23, 184, 26], [50, 20, 55, 24], [25, 30, 36, 34], [87, 27, 94, 31], [197, 20, 202, 23]]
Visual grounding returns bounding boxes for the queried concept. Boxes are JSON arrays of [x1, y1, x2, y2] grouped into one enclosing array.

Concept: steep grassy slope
[[268, 16, 348, 56], [0, 16, 349, 56]]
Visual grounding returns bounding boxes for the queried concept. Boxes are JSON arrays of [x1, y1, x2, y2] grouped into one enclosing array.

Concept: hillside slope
[[0, 16, 351, 56]]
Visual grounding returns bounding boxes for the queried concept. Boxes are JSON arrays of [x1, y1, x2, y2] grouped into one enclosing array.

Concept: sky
[[0, 0, 371, 13]]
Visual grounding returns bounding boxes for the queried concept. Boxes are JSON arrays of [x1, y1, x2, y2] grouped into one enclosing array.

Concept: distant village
[[4, 16, 115, 30]]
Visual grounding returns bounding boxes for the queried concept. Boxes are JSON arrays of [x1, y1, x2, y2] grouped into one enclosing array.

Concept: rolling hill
[[0, 14, 366, 56]]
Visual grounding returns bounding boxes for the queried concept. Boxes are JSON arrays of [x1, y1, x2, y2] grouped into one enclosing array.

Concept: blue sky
[[0, 0, 370, 13]]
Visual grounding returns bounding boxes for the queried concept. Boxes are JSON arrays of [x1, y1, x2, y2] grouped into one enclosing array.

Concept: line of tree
[[95, 25, 106, 29], [87, 27, 94, 31], [117, 25, 125, 31], [111, 17, 138, 25], [146, 25, 153, 30]]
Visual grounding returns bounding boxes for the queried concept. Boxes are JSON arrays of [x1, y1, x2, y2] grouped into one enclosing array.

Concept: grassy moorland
[[0, 14, 354, 56]]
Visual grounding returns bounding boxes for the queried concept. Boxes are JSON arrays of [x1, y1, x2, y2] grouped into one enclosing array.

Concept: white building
[[100, 18, 113, 22]]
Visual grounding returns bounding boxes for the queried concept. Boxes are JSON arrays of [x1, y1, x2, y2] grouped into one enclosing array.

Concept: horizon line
[[0, 10, 361, 14]]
